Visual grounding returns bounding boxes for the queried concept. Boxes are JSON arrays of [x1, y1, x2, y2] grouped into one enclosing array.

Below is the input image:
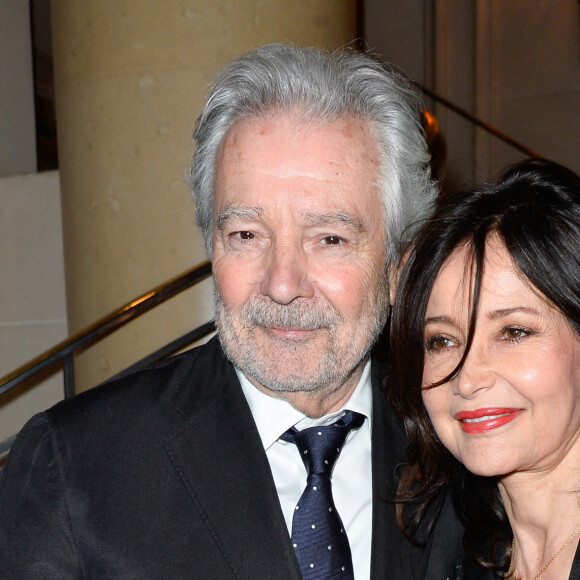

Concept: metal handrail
[[0, 260, 213, 455], [418, 84, 544, 160]]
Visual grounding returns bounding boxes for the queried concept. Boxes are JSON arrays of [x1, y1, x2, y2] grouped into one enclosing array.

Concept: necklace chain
[[508, 526, 580, 579]]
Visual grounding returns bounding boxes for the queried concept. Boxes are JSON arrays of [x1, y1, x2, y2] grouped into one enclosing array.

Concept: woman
[[390, 159, 580, 579]]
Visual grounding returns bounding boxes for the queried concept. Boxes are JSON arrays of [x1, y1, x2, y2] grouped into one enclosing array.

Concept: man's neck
[[248, 368, 365, 418]]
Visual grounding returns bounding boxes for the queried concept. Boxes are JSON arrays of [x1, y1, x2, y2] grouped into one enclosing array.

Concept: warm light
[[124, 291, 156, 310], [422, 109, 439, 145]]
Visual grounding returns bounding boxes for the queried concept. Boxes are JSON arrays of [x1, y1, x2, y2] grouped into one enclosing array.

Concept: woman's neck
[[498, 453, 580, 579]]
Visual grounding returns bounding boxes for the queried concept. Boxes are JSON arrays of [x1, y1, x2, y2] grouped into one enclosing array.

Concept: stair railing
[[0, 260, 213, 456]]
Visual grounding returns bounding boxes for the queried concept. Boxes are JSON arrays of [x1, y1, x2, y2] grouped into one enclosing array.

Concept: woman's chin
[[458, 454, 513, 478]]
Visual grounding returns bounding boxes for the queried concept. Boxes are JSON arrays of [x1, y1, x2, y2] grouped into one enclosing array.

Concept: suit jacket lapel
[[164, 338, 301, 580]]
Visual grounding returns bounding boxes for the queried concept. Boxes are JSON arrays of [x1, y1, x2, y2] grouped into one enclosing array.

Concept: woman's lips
[[454, 408, 523, 434]]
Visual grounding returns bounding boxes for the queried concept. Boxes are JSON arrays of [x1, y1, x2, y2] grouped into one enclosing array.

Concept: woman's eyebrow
[[424, 315, 455, 326], [487, 306, 542, 320]]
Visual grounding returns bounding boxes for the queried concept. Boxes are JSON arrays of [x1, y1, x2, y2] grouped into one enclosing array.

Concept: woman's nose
[[453, 344, 496, 398]]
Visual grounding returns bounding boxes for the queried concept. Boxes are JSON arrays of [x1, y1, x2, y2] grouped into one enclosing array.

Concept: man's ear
[[388, 249, 411, 305]]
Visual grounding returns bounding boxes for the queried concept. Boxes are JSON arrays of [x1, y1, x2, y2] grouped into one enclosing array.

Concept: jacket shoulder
[[53, 336, 227, 413]]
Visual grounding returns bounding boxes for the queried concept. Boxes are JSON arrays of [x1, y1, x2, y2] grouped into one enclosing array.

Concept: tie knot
[[282, 411, 365, 476]]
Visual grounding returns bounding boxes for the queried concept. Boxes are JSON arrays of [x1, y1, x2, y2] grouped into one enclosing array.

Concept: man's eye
[[232, 231, 255, 240], [321, 235, 345, 245]]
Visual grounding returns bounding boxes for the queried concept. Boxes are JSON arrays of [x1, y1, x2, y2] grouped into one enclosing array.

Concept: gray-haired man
[[0, 44, 462, 579]]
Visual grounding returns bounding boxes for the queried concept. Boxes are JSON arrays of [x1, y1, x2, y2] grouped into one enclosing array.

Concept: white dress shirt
[[237, 362, 373, 580]]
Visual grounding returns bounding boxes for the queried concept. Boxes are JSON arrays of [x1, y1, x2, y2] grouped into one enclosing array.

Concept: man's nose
[[453, 343, 496, 399], [259, 241, 314, 305]]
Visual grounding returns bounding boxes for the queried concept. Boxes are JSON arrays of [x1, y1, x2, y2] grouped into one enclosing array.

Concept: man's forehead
[[220, 110, 378, 149], [215, 114, 380, 186]]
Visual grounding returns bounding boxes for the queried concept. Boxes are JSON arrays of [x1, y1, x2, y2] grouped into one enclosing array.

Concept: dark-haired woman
[[390, 159, 580, 579]]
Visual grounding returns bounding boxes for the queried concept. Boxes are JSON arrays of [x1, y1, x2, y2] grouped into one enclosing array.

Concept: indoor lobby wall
[[364, 0, 580, 193], [0, 3, 67, 450]]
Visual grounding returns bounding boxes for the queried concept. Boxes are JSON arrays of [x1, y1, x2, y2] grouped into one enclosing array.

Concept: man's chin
[[247, 356, 330, 387], [246, 366, 333, 395]]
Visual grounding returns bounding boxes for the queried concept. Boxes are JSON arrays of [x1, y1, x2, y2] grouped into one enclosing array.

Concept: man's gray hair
[[188, 43, 437, 265]]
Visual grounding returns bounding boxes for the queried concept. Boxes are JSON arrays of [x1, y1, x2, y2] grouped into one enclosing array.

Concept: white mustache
[[240, 298, 339, 330]]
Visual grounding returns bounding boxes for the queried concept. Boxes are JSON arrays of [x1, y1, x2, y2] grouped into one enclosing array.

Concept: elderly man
[[0, 44, 461, 579]]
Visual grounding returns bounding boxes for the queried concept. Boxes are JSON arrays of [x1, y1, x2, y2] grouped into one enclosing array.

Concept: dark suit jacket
[[0, 337, 462, 579]]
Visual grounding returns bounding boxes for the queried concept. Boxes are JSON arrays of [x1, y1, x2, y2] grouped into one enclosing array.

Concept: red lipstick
[[454, 408, 522, 434]]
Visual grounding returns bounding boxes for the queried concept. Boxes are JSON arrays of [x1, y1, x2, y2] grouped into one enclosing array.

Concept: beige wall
[[475, 0, 580, 178], [364, 0, 434, 86], [0, 0, 36, 177], [365, 0, 580, 191], [0, 3, 62, 453], [0, 171, 66, 448]]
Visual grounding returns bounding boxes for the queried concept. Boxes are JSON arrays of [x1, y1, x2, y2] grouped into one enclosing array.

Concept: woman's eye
[[425, 335, 456, 352], [502, 327, 531, 342]]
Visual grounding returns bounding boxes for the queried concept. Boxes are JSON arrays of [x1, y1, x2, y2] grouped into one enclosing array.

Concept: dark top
[[450, 536, 580, 579]]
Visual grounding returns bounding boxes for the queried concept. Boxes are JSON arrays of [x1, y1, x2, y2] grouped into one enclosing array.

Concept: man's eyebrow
[[216, 206, 264, 233], [304, 212, 365, 232]]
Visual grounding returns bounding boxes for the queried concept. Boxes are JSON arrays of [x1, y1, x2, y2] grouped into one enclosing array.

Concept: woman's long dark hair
[[389, 159, 580, 575]]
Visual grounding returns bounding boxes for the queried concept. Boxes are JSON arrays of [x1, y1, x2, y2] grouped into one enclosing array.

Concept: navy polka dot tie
[[281, 411, 365, 580]]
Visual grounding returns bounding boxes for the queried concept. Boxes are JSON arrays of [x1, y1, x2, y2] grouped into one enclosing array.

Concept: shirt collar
[[237, 361, 373, 451]]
